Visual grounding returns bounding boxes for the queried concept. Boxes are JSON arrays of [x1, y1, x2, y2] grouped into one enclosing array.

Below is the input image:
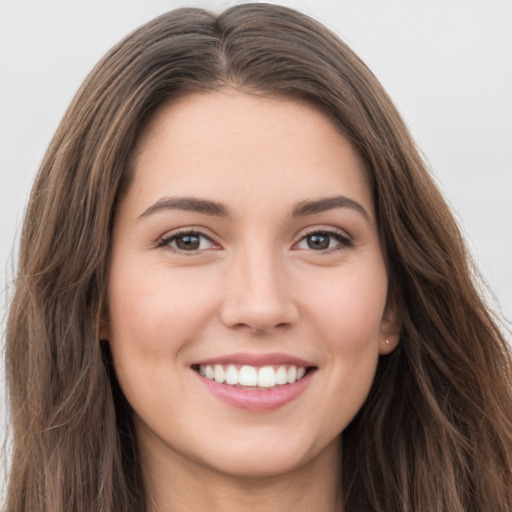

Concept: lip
[[192, 352, 314, 367], [191, 353, 317, 412], [196, 369, 314, 411]]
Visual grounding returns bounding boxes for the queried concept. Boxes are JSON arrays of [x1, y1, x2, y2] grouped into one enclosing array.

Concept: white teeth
[[257, 366, 276, 388], [198, 363, 309, 388], [225, 364, 239, 385], [287, 365, 297, 384], [239, 365, 258, 386], [275, 366, 288, 385], [214, 365, 225, 383]]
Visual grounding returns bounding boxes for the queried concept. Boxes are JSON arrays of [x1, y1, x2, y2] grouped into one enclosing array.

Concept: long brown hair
[[5, 4, 512, 511]]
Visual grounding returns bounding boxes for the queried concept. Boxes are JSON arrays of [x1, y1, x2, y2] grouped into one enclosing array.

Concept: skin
[[104, 90, 401, 512]]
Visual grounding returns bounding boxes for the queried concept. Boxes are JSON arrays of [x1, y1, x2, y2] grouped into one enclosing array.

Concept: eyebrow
[[137, 195, 370, 222], [137, 197, 229, 219], [292, 196, 370, 222]]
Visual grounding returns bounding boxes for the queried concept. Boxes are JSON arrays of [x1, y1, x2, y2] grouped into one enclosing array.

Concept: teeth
[[276, 366, 288, 385], [214, 365, 225, 383], [198, 364, 308, 388], [225, 364, 238, 385], [257, 366, 276, 387], [287, 365, 297, 384], [239, 365, 257, 386]]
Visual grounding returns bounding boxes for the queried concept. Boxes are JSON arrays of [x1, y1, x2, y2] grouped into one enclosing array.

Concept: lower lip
[[196, 371, 314, 411]]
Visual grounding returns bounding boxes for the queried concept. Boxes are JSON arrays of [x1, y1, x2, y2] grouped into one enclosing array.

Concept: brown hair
[[5, 3, 512, 511]]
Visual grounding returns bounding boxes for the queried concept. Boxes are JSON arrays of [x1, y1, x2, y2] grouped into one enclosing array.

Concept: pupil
[[307, 233, 329, 250], [176, 234, 200, 250]]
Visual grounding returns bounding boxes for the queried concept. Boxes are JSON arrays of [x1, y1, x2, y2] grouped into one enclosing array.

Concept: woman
[[5, 3, 512, 511]]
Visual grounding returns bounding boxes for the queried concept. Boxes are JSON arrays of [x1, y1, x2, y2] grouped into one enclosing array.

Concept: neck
[[141, 433, 343, 512]]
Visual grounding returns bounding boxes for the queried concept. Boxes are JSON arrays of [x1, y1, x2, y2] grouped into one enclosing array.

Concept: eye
[[294, 230, 351, 251], [158, 230, 217, 252]]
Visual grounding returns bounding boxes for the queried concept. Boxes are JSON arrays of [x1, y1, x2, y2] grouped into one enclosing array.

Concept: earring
[[385, 339, 391, 345]]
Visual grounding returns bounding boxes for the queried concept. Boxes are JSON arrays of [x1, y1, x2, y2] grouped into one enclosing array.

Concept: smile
[[197, 364, 308, 389], [192, 354, 316, 411]]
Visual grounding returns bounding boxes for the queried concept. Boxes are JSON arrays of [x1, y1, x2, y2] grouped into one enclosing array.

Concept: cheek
[[310, 270, 386, 430], [304, 262, 388, 350], [298, 259, 387, 415], [106, 269, 192, 413], [107, 264, 214, 353]]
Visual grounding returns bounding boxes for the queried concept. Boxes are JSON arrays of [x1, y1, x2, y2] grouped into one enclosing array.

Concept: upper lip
[[192, 352, 315, 367]]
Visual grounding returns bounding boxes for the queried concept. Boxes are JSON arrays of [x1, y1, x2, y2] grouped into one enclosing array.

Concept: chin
[[185, 428, 341, 480]]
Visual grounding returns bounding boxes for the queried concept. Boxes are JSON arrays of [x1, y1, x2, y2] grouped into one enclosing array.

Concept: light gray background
[[1, 0, 511, 492]]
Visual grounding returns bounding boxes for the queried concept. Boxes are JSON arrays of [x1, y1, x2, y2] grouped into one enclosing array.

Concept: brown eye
[[175, 234, 201, 250], [160, 231, 216, 252], [295, 230, 352, 252], [306, 233, 330, 250]]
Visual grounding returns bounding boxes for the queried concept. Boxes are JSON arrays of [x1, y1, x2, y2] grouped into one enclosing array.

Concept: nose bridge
[[220, 238, 298, 332]]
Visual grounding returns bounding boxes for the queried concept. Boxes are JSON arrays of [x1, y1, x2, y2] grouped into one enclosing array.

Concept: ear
[[378, 288, 402, 355]]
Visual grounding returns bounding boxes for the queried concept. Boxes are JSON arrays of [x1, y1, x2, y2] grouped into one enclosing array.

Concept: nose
[[219, 247, 299, 334]]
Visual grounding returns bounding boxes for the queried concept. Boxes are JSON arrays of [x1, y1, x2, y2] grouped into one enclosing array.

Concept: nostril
[[219, 287, 300, 333]]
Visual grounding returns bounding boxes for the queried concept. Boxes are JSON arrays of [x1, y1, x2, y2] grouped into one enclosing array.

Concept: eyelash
[[157, 227, 352, 254]]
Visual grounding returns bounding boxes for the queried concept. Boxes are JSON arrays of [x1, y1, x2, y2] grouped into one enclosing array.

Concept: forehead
[[126, 90, 374, 219]]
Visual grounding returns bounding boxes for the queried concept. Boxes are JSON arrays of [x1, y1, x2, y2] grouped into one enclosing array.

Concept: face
[[105, 91, 400, 480]]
